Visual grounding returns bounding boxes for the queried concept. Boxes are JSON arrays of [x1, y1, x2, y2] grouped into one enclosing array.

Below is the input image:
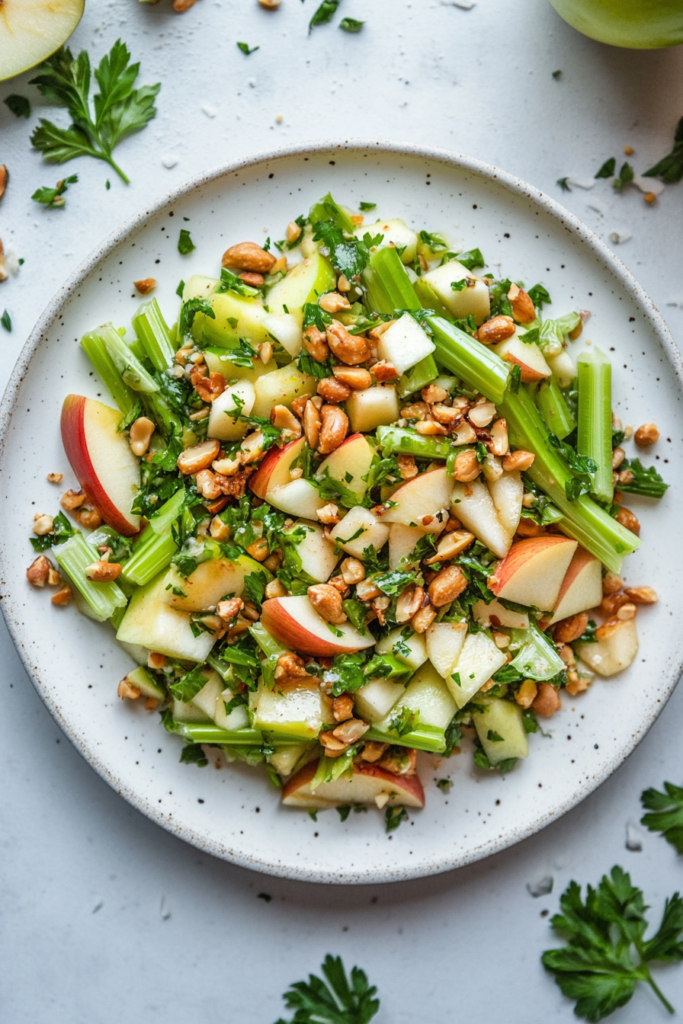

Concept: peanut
[[371, 360, 400, 382], [421, 384, 449, 404], [395, 584, 424, 623], [515, 680, 538, 708], [624, 586, 657, 604], [285, 220, 302, 243], [453, 449, 481, 482], [317, 377, 352, 402], [134, 278, 156, 295], [397, 454, 418, 480], [317, 405, 348, 454], [319, 291, 351, 313], [26, 555, 51, 587], [302, 325, 329, 362], [503, 450, 535, 472], [468, 401, 497, 429], [332, 694, 355, 722], [507, 283, 536, 323], [317, 503, 341, 525], [532, 682, 561, 717], [415, 419, 448, 436], [221, 241, 276, 274], [428, 565, 468, 607], [489, 418, 509, 457], [32, 514, 54, 536], [602, 571, 623, 595], [51, 584, 72, 606], [411, 604, 437, 633], [177, 439, 221, 475], [424, 530, 475, 564], [615, 506, 640, 536], [340, 557, 365, 585], [303, 399, 322, 449], [326, 320, 371, 365], [129, 417, 155, 457], [333, 366, 372, 390], [553, 612, 588, 644], [477, 315, 516, 344], [333, 718, 369, 744], [118, 680, 141, 699], [265, 579, 288, 599], [271, 405, 302, 434], [634, 423, 659, 446], [307, 583, 347, 624]]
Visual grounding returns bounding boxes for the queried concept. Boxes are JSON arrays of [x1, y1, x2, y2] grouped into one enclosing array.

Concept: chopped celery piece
[[122, 488, 185, 586], [429, 317, 510, 405], [173, 723, 264, 745], [80, 330, 140, 419], [508, 624, 565, 681], [54, 533, 128, 622], [364, 246, 421, 313], [536, 377, 576, 439], [365, 724, 446, 754], [500, 386, 640, 572], [86, 323, 158, 393], [376, 424, 452, 460], [132, 298, 175, 371], [577, 347, 613, 504], [397, 354, 439, 398], [250, 621, 289, 688]]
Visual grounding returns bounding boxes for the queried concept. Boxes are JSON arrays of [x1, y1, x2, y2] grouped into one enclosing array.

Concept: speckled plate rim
[[1, 139, 682, 884]]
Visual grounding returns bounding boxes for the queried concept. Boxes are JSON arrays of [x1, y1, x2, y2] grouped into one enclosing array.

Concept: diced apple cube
[[417, 259, 490, 324], [376, 627, 428, 672], [268, 478, 326, 520], [472, 598, 529, 630], [353, 677, 405, 723], [447, 631, 507, 708], [252, 363, 316, 419], [492, 331, 551, 383], [329, 506, 390, 559], [377, 313, 435, 375], [356, 218, 418, 264], [471, 697, 528, 765], [250, 680, 333, 740], [376, 662, 456, 733], [286, 519, 339, 583], [425, 621, 468, 679], [576, 617, 638, 677], [263, 312, 303, 357], [347, 386, 400, 434], [207, 380, 255, 441], [388, 524, 431, 569], [450, 479, 512, 558]]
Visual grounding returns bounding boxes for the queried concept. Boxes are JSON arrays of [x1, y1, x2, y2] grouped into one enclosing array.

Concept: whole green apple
[[549, 0, 683, 48]]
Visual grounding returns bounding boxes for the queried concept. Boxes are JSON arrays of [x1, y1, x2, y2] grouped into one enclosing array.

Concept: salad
[[26, 194, 666, 827]]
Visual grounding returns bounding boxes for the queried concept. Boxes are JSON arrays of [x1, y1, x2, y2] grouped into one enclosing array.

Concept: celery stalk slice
[[54, 533, 128, 622], [429, 317, 510, 405], [398, 354, 439, 398], [132, 299, 175, 372], [80, 331, 140, 418], [376, 424, 453, 460], [577, 347, 614, 504], [536, 377, 576, 439], [365, 724, 446, 754], [174, 723, 264, 745], [121, 489, 186, 586]]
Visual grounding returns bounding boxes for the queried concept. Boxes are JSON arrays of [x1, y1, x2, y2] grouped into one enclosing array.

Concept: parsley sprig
[[275, 954, 379, 1024], [641, 782, 683, 853], [30, 40, 161, 184], [542, 866, 683, 1020]]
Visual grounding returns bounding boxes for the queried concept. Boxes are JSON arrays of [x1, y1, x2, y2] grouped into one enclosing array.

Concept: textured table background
[[2, 1, 683, 1021]]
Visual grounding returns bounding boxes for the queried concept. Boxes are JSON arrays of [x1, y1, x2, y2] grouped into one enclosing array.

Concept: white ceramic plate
[[1, 141, 681, 884]]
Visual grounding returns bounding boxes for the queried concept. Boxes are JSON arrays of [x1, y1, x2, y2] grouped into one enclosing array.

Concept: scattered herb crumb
[[552, 69, 562, 79], [178, 229, 195, 255], [105, 179, 111, 190], [1, 310, 11, 332], [359, 201, 376, 211], [556, 177, 570, 191], [613, 162, 634, 191], [257, 892, 272, 902], [237, 42, 260, 55], [31, 174, 78, 208], [385, 805, 408, 832], [340, 17, 365, 32], [436, 778, 452, 793], [4, 95, 31, 119], [644, 116, 683, 183], [595, 157, 616, 179], [309, 0, 340, 31]]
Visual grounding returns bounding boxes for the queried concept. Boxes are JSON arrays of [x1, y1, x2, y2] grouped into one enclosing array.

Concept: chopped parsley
[[177, 228, 195, 255], [32, 173, 78, 207], [340, 17, 365, 32], [4, 94, 31, 119], [237, 42, 259, 55], [644, 116, 683, 183]]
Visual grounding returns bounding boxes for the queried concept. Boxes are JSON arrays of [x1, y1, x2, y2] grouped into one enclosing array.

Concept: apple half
[[61, 395, 141, 536], [261, 595, 374, 657], [282, 759, 425, 810], [0, 0, 84, 83]]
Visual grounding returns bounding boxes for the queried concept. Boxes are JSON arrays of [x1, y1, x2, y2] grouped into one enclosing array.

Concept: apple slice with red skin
[[382, 467, 452, 530], [261, 595, 374, 657], [548, 546, 603, 625], [490, 535, 578, 611], [315, 433, 374, 500], [61, 395, 140, 536], [493, 333, 551, 383], [249, 435, 306, 500], [282, 759, 425, 809]]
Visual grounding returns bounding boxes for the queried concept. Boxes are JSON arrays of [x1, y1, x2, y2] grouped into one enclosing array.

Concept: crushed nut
[[532, 682, 561, 717], [317, 404, 349, 454], [319, 731, 349, 755], [340, 557, 365, 585], [217, 596, 245, 621], [397, 454, 418, 480], [134, 278, 156, 295], [32, 514, 54, 536], [221, 241, 276, 274], [85, 553, 123, 582], [361, 741, 388, 763], [333, 718, 370, 744], [371, 360, 400, 382], [271, 404, 302, 434], [424, 530, 475, 564], [317, 502, 341, 525], [602, 571, 623, 595], [515, 679, 538, 708], [410, 603, 437, 633], [421, 384, 448, 405], [553, 612, 589, 644], [118, 680, 141, 699], [326, 320, 371, 365], [26, 555, 51, 587], [265, 579, 288, 599], [332, 694, 355, 722], [148, 652, 166, 669], [60, 489, 86, 512], [503, 450, 535, 472], [129, 416, 155, 457], [303, 399, 322, 449], [246, 537, 270, 561], [624, 586, 657, 604], [333, 366, 372, 390], [428, 565, 468, 607], [415, 419, 448, 436], [75, 506, 102, 530], [507, 283, 536, 323], [177, 438, 221, 474], [47, 473, 63, 484], [612, 447, 626, 469], [468, 401, 497, 428], [634, 423, 659, 446], [302, 325, 330, 362], [318, 376, 352, 402], [51, 584, 72, 606], [452, 449, 481, 482], [615, 506, 640, 536], [47, 567, 62, 586], [319, 291, 351, 313], [307, 583, 347, 624], [477, 315, 516, 344]]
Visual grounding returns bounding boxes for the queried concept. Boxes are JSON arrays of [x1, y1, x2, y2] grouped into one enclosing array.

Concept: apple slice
[[347, 386, 400, 434], [415, 259, 490, 324], [282, 759, 425, 809], [159, 554, 265, 612], [250, 436, 306, 499], [450, 479, 511, 558], [61, 395, 140, 536], [265, 253, 337, 322], [487, 470, 523, 537], [315, 433, 374, 501], [576, 617, 638, 677], [377, 314, 435, 375], [261, 595, 375, 656], [490, 536, 578, 611], [250, 680, 333, 740], [116, 570, 215, 662], [376, 627, 428, 672], [354, 677, 405, 723], [251, 363, 316, 419], [262, 313, 303, 357], [382, 467, 453, 529], [207, 380, 255, 441], [286, 519, 339, 583], [493, 332, 551, 383], [546, 348, 577, 388], [548, 546, 603, 625], [329, 506, 390, 559], [356, 218, 418, 264], [471, 697, 528, 765], [472, 598, 529, 630], [426, 621, 468, 679], [375, 661, 456, 732], [447, 632, 507, 708], [0, 0, 84, 83], [268, 478, 326, 520], [388, 523, 431, 569]]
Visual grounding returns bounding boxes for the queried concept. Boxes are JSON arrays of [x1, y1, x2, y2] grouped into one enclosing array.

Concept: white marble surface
[[2, 1, 683, 1020]]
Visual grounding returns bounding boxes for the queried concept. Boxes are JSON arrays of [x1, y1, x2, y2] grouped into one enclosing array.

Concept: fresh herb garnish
[[385, 805, 409, 833], [617, 458, 668, 499], [31, 174, 78, 208], [644, 116, 683, 183], [309, 0, 340, 31], [613, 162, 634, 191], [179, 743, 208, 767], [339, 17, 365, 32], [455, 247, 485, 270], [275, 954, 379, 1024], [527, 283, 552, 309], [30, 40, 160, 185], [542, 865, 683, 1020], [177, 228, 195, 255], [595, 157, 616, 179], [641, 782, 683, 853], [327, 652, 367, 696], [548, 433, 597, 501], [302, 301, 332, 333], [4, 95, 31, 119], [359, 200, 376, 211], [178, 297, 215, 338], [244, 570, 268, 608], [30, 511, 74, 551], [557, 177, 571, 192], [237, 42, 259, 55], [1, 309, 12, 333], [217, 267, 259, 297], [169, 664, 208, 703]]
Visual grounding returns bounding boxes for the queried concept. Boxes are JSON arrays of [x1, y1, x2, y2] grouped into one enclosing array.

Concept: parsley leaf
[[548, 433, 597, 501], [179, 297, 215, 338], [31, 173, 78, 208], [557, 177, 571, 192], [169, 664, 209, 703], [309, 0, 340, 31], [237, 42, 259, 55], [4, 95, 31, 119], [30, 40, 160, 185], [595, 157, 616, 179], [385, 805, 409, 833], [311, 221, 381, 279], [217, 267, 259, 297], [327, 652, 367, 696], [359, 200, 376, 211], [243, 570, 268, 608], [340, 17, 365, 32], [613, 162, 634, 192], [455, 248, 485, 270], [617, 458, 668, 499], [30, 511, 75, 551], [1, 309, 12, 333], [644, 116, 683, 183], [542, 866, 683, 1020], [177, 228, 195, 255], [179, 743, 208, 767], [641, 782, 683, 853], [275, 954, 379, 1024], [527, 283, 552, 309]]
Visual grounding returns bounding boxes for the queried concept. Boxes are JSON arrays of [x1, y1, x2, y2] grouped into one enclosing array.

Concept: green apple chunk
[[249, 680, 333, 740], [251, 363, 316, 418], [471, 697, 528, 765], [203, 347, 277, 382], [549, 0, 683, 48], [121, 665, 166, 701], [268, 744, 312, 777], [285, 519, 339, 583], [191, 669, 250, 731], [376, 628, 428, 672], [266, 254, 336, 323], [355, 218, 418, 264], [376, 662, 456, 733], [172, 697, 212, 723], [116, 571, 216, 662], [425, 621, 468, 679], [415, 259, 490, 325], [353, 677, 406, 723], [329, 506, 390, 559], [377, 313, 435, 376], [0, 0, 85, 83], [388, 524, 430, 570], [447, 631, 507, 709], [207, 380, 255, 441], [347, 386, 400, 433], [195, 292, 272, 347], [182, 275, 219, 301], [315, 433, 374, 501], [160, 554, 267, 612]]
